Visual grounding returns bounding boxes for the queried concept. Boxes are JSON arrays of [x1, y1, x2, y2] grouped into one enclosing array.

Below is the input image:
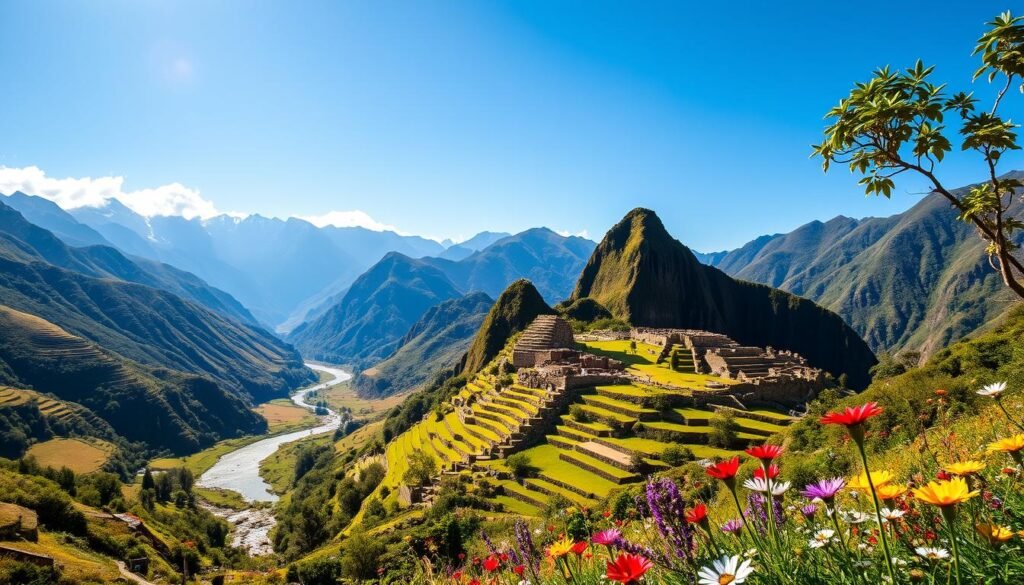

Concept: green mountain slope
[[572, 208, 877, 389], [461, 279, 555, 375], [0, 306, 266, 454], [0, 211, 313, 402], [0, 199, 258, 326], [699, 177, 1024, 356], [289, 253, 464, 366], [353, 292, 494, 397]]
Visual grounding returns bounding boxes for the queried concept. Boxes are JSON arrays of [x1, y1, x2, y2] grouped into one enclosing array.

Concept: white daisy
[[880, 507, 906, 521], [977, 381, 1008, 398], [839, 510, 872, 524], [915, 547, 950, 561], [808, 529, 835, 548], [742, 477, 791, 496], [697, 555, 755, 585]]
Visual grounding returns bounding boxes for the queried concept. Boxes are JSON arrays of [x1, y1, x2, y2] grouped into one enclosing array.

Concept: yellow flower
[[848, 470, 894, 491], [547, 536, 574, 559], [976, 523, 1015, 546], [987, 434, 1024, 453], [875, 483, 908, 500], [943, 461, 986, 476], [912, 478, 979, 508]]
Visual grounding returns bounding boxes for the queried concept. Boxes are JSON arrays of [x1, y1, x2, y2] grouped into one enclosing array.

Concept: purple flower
[[481, 529, 498, 555], [801, 504, 818, 519], [513, 520, 538, 569], [721, 519, 744, 534], [613, 536, 663, 564], [645, 477, 694, 562], [800, 477, 846, 502]]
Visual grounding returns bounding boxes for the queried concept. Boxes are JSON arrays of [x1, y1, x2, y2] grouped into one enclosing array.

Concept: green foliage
[[341, 526, 386, 580], [462, 279, 554, 375], [660, 444, 692, 466], [505, 452, 534, 478], [402, 449, 438, 486], [708, 411, 740, 448], [569, 404, 591, 423], [288, 557, 342, 585]]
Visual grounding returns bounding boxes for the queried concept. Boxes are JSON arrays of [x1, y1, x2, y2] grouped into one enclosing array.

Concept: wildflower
[[603, 510, 612, 518], [547, 536, 574, 559], [742, 477, 791, 496], [753, 464, 780, 480], [721, 519, 744, 534], [570, 541, 588, 556], [801, 504, 817, 519], [706, 457, 741, 482], [976, 523, 1015, 546], [800, 478, 845, 503], [943, 460, 985, 476], [483, 556, 500, 572], [838, 510, 871, 524], [605, 553, 653, 585], [452, 570, 463, 581], [848, 470, 895, 491], [808, 529, 835, 548], [987, 434, 1024, 464], [513, 565, 525, 576], [880, 508, 905, 521], [977, 381, 1007, 398], [745, 444, 784, 462], [820, 402, 883, 444], [592, 529, 621, 546], [912, 478, 979, 508], [875, 484, 908, 501], [469, 579, 480, 585], [914, 547, 950, 561], [685, 503, 708, 525], [697, 554, 755, 585]]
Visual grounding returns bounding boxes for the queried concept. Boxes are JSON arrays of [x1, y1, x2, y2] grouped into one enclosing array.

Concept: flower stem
[[996, 399, 1024, 432], [943, 507, 963, 585], [855, 438, 897, 584]]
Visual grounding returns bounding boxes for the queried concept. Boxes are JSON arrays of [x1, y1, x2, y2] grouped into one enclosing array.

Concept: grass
[[2, 532, 121, 582], [516, 444, 619, 498], [260, 434, 333, 495], [335, 419, 382, 453], [254, 399, 317, 432], [582, 340, 737, 389], [315, 380, 406, 418], [493, 495, 541, 516], [25, 438, 114, 474]]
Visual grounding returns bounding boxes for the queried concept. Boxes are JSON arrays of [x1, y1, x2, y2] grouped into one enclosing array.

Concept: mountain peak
[[461, 278, 554, 375]]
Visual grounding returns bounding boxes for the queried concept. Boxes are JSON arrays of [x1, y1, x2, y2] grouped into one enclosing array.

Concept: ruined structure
[[511, 315, 576, 367]]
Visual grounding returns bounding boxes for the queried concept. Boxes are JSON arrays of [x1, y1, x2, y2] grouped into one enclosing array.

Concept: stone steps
[[573, 441, 635, 471], [558, 450, 640, 484]]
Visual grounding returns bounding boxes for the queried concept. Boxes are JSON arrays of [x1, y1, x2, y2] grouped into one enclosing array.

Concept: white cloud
[[556, 228, 590, 239], [0, 165, 219, 219], [298, 210, 404, 233]]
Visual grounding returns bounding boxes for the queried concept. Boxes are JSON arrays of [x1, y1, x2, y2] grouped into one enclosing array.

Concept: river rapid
[[197, 363, 351, 555]]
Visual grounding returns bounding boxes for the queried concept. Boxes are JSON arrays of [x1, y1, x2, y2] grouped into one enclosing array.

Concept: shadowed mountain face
[[290, 229, 592, 368], [0, 204, 313, 402], [461, 279, 555, 376], [572, 208, 877, 389], [697, 176, 1024, 356], [0, 306, 266, 454], [353, 292, 494, 397]]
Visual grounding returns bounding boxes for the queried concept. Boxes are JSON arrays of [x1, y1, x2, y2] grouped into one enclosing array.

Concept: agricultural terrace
[[25, 438, 115, 474], [369, 340, 794, 518]]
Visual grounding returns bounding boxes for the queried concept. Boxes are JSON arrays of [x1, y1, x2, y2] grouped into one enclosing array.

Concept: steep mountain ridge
[[461, 279, 555, 375], [697, 177, 1024, 355], [572, 208, 877, 388]]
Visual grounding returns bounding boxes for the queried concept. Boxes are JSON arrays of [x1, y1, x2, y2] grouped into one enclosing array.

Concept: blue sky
[[1, 1, 1020, 250]]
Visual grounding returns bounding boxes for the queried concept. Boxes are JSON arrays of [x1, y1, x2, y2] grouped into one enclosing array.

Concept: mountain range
[[288, 229, 594, 368], [693, 175, 1024, 357]]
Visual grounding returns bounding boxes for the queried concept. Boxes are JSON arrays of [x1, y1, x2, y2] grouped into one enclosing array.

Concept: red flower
[[469, 579, 480, 585], [571, 541, 588, 556], [513, 565, 525, 576], [936, 470, 951, 481], [606, 553, 653, 584], [483, 556, 500, 572], [705, 456, 741, 480], [753, 464, 780, 480], [603, 510, 612, 518], [452, 571, 463, 581], [684, 503, 708, 524], [745, 444, 784, 461], [499, 553, 509, 562], [820, 402, 883, 427], [457, 553, 466, 560]]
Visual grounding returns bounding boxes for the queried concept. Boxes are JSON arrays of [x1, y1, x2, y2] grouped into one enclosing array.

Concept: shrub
[[648, 393, 674, 412], [505, 453, 533, 477], [660, 444, 693, 466], [402, 449, 438, 486], [341, 527, 386, 580], [569, 404, 590, 423], [709, 412, 740, 448]]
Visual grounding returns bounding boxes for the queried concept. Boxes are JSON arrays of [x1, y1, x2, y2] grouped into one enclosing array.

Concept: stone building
[[512, 315, 577, 367]]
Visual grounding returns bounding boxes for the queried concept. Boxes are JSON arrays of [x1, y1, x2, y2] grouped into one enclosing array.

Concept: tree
[[505, 452, 534, 478], [813, 11, 1024, 299], [141, 468, 155, 491], [341, 527, 385, 581], [402, 448, 437, 486]]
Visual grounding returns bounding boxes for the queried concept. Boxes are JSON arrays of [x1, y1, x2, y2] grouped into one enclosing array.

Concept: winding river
[[197, 362, 351, 554]]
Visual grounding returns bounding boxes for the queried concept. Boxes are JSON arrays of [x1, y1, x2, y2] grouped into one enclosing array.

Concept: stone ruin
[[512, 314, 577, 367], [512, 315, 629, 392]]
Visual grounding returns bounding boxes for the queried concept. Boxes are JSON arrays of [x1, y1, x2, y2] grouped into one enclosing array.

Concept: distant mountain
[[0, 306, 266, 454], [0, 206, 313, 402], [423, 228, 595, 304], [289, 253, 464, 366], [0, 200, 258, 326], [353, 292, 494, 397], [64, 199, 447, 326], [291, 229, 592, 368], [1, 191, 112, 248], [439, 231, 514, 260], [462, 279, 555, 375], [572, 208, 877, 389], [696, 176, 1024, 356]]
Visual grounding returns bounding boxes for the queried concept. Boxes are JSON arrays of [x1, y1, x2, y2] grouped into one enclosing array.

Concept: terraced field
[[372, 343, 796, 516], [25, 437, 115, 474]]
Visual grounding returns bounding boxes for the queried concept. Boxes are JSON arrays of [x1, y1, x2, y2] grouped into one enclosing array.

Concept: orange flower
[[913, 478, 979, 508]]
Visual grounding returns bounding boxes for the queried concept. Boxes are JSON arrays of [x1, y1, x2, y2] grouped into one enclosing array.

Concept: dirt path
[[116, 561, 157, 585]]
